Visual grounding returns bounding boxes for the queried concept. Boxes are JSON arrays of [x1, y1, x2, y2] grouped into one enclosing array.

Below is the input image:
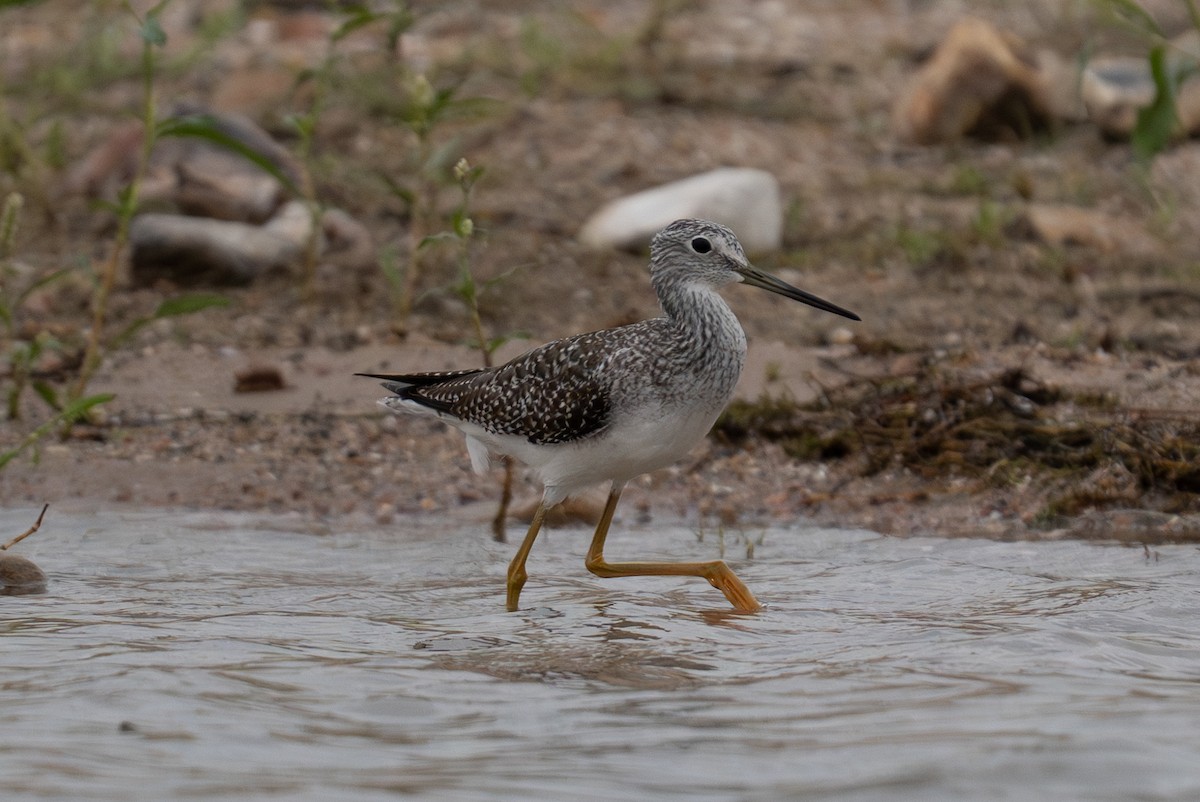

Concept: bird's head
[[649, 219, 860, 321]]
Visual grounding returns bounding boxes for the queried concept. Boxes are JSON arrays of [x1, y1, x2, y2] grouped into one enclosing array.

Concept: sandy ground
[[3, 1, 1200, 544]]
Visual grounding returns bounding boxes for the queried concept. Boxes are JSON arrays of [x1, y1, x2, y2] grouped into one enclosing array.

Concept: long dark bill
[[735, 264, 861, 321]]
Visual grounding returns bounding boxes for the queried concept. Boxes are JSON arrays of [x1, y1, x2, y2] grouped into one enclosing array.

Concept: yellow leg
[[506, 500, 548, 612], [584, 483, 762, 612]]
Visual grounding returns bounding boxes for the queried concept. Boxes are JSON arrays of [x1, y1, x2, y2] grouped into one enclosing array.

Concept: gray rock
[[578, 168, 783, 252], [1081, 57, 1159, 138], [65, 106, 302, 223], [1082, 32, 1200, 139], [173, 145, 288, 223], [0, 552, 47, 595], [130, 201, 314, 286]]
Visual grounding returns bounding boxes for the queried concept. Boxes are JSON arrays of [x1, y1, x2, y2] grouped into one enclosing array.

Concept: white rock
[[578, 167, 783, 252], [1081, 57, 1156, 138], [1081, 31, 1200, 139], [130, 202, 314, 286]]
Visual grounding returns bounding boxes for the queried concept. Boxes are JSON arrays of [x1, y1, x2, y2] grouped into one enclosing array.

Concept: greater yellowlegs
[[360, 218, 859, 612]]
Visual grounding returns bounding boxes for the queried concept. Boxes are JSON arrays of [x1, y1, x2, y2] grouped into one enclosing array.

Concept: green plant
[[434, 159, 528, 363], [0, 394, 113, 470], [420, 158, 528, 541], [381, 74, 498, 333], [949, 164, 991, 196], [895, 223, 946, 268], [378, 244, 407, 330], [69, 1, 166, 405], [1, 5, 252, 478], [1, 192, 77, 424], [272, 3, 494, 323], [0, 3, 228, 468], [281, 6, 404, 302], [970, 198, 1007, 245], [5, 331, 59, 422], [509, 4, 678, 101], [1097, 0, 1200, 160], [63, 2, 226, 413], [0, 81, 64, 233]]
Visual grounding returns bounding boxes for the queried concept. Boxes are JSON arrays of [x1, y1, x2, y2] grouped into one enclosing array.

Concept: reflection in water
[[2, 509, 1199, 800]]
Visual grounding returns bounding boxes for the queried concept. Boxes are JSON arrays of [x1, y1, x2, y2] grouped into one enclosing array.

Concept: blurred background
[[1, 0, 1198, 537]]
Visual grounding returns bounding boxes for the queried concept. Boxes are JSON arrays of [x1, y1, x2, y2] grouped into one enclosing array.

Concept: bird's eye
[[690, 237, 712, 254]]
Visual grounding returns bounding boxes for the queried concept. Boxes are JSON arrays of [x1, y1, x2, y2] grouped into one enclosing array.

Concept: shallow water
[[2, 508, 1199, 801]]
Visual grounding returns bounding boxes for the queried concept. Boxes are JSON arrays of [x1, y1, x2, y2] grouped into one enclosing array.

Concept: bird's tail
[[355, 369, 485, 395]]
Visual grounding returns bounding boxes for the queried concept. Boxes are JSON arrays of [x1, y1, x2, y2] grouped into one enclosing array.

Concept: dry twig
[[2, 503, 48, 550]]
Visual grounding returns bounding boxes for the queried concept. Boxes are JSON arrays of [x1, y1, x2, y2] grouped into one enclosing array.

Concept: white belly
[[464, 401, 723, 507]]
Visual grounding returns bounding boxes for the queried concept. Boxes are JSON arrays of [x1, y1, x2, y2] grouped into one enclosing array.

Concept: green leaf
[[332, 8, 381, 42], [482, 262, 527, 291], [15, 266, 73, 308], [116, 183, 140, 217], [0, 393, 113, 471], [1099, 0, 1164, 38], [140, 10, 168, 47], [89, 198, 122, 216], [452, 210, 473, 239], [385, 8, 416, 48], [379, 175, 415, 206], [452, 271, 477, 304], [417, 232, 456, 251], [285, 112, 317, 141], [109, 293, 229, 348], [424, 136, 464, 174], [484, 332, 529, 355], [1133, 45, 1180, 161], [378, 246, 404, 290], [153, 292, 230, 319], [31, 380, 59, 411], [156, 115, 304, 196], [61, 393, 113, 421], [459, 164, 485, 189]]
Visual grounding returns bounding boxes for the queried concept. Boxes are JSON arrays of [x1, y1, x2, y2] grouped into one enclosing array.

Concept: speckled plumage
[[361, 218, 859, 504], [359, 218, 859, 612], [378, 316, 740, 445]]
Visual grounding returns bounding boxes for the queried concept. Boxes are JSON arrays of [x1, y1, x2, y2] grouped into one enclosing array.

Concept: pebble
[[0, 552, 47, 595], [828, 326, 855, 346], [234, 365, 287, 393]]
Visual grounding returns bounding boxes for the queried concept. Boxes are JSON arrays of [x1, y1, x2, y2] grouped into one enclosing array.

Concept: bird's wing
[[362, 332, 622, 445], [459, 334, 615, 444], [447, 335, 616, 445]]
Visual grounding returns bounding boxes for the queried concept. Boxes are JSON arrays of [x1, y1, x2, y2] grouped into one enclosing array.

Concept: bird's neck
[[656, 277, 748, 359]]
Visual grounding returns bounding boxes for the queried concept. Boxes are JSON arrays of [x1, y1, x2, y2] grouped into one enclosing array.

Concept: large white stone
[[578, 167, 783, 252]]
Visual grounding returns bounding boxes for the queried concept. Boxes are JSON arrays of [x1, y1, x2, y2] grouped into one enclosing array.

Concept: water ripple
[[2, 509, 1199, 801]]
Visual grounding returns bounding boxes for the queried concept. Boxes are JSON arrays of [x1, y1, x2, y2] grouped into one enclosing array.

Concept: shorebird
[[360, 219, 859, 612]]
